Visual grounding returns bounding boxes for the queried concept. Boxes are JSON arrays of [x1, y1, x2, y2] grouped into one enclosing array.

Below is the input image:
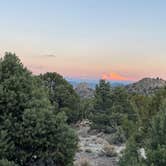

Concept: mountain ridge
[[73, 77, 166, 98], [126, 77, 166, 95]]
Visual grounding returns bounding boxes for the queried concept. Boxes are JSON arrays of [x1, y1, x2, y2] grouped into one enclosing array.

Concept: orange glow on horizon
[[102, 72, 131, 81]]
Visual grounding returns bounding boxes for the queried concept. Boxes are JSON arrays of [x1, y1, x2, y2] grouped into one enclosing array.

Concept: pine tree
[[0, 53, 77, 166], [40, 72, 80, 123], [145, 104, 166, 166]]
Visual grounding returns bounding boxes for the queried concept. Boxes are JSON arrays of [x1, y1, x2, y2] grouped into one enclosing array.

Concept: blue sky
[[0, 0, 166, 80]]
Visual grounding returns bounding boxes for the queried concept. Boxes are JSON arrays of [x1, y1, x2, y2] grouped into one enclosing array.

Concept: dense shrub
[[0, 53, 77, 166], [40, 72, 80, 123], [119, 89, 166, 166], [91, 80, 136, 140], [0, 159, 18, 166], [107, 127, 126, 145]]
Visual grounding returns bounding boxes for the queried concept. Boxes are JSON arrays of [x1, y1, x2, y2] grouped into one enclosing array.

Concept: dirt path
[[74, 120, 125, 166]]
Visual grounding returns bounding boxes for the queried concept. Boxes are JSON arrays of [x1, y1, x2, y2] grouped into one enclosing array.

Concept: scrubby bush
[[120, 89, 166, 166], [0, 159, 18, 166], [119, 137, 146, 166], [145, 107, 166, 166], [106, 127, 126, 145]]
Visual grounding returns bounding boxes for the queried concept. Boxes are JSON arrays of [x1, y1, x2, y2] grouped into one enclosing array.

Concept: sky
[[0, 0, 166, 81]]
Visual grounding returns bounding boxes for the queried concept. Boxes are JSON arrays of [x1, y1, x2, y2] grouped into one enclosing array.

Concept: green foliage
[[1, 52, 165, 165], [131, 95, 152, 127], [120, 88, 166, 166], [40, 72, 80, 123], [91, 80, 136, 141], [109, 127, 126, 145], [94, 79, 112, 112], [0, 129, 15, 159], [91, 80, 113, 132], [40, 72, 79, 110], [0, 159, 18, 166], [149, 87, 166, 115], [60, 107, 79, 124], [0, 53, 77, 166], [20, 111, 77, 165], [120, 106, 166, 166], [78, 98, 94, 120], [91, 112, 114, 132], [145, 107, 166, 166], [119, 137, 146, 166]]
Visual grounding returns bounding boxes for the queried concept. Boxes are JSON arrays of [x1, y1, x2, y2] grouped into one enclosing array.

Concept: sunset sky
[[0, 0, 166, 81]]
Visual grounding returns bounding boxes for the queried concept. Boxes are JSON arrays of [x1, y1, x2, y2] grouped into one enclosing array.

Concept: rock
[[126, 77, 166, 95], [103, 144, 117, 157], [74, 120, 125, 166], [75, 82, 94, 98], [139, 148, 146, 159], [74, 158, 92, 166]]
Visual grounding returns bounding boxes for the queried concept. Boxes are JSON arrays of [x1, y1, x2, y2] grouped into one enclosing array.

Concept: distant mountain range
[[67, 77, 166, 98], [66, 77, 131, 89]]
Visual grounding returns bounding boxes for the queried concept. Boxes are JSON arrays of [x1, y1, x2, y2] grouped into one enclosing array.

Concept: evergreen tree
[[0, 159, 18, 166], [91, 80, 113, 132], [0, 53, 77, 166], [145, 104, 166, 166], [40, 72, 79, 110], [92, 81, 136, 138], [40, 72, 80, 123], [120, 94, 166, 166], [94, 79, 112, 112], [119, 137, 146, 166]]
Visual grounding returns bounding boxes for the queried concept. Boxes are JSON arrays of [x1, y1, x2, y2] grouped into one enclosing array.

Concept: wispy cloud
[[42, 54, 56, 58]]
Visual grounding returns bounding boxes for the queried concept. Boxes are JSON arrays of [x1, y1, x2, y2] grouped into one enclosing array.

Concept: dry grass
[[103, 144, 117, 157], [74, 158, 92, 166]]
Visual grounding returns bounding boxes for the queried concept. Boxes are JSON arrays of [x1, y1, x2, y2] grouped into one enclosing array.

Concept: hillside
[[75, 82, 94, 98], [126, 77, 166, 95]]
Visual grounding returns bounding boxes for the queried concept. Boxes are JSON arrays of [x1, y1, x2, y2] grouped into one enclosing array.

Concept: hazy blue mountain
[[66, 77, 131, 89]]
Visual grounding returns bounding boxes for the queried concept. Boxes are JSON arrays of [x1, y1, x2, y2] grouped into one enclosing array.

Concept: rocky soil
[[74, 120, 125, 166]]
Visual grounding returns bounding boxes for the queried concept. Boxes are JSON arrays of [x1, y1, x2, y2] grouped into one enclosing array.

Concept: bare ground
[[74, 120, 125, 166]]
